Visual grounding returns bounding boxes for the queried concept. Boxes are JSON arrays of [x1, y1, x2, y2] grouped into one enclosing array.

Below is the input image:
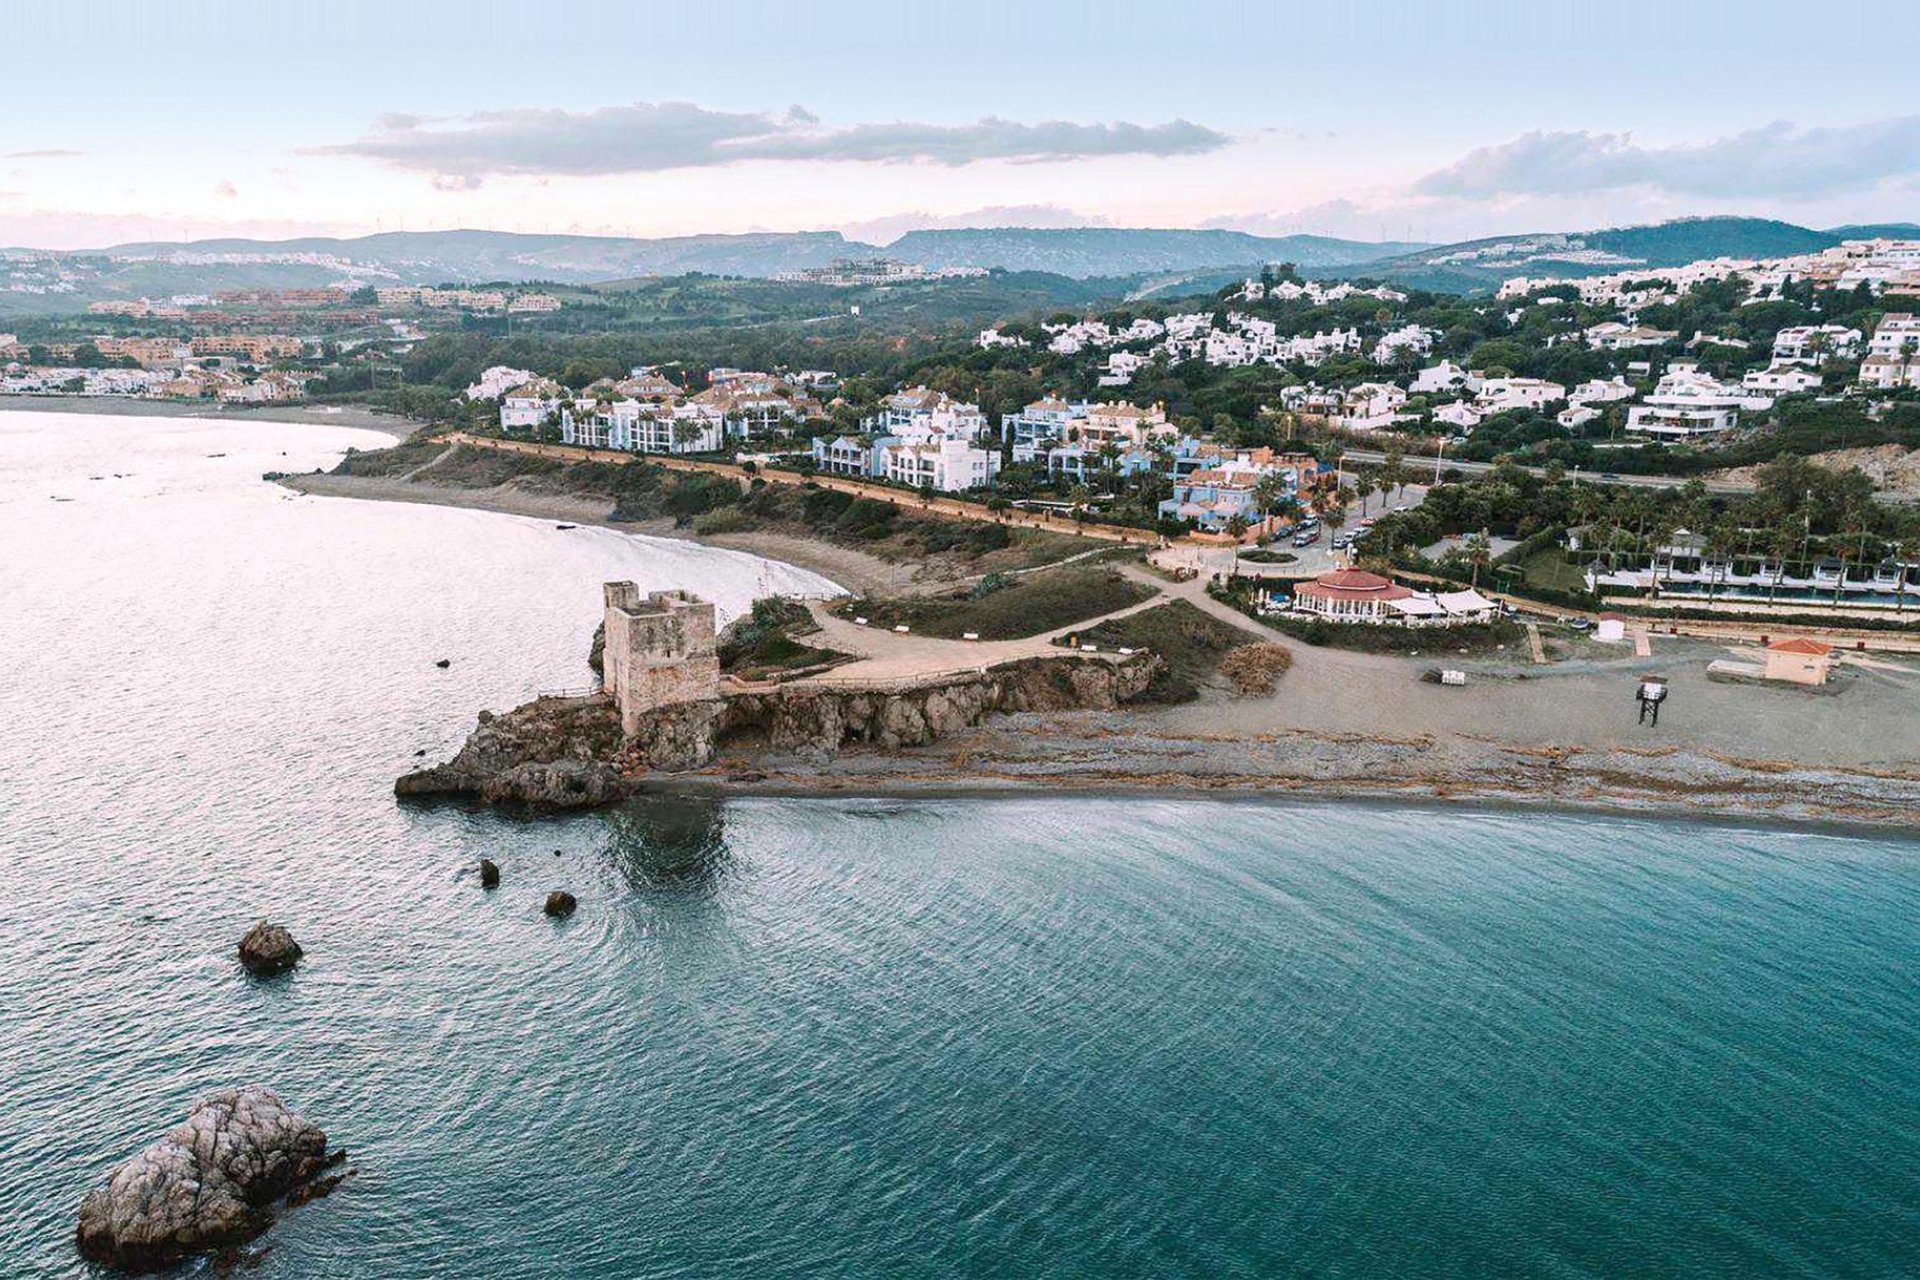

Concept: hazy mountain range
[[2, 217, 1914, 314]]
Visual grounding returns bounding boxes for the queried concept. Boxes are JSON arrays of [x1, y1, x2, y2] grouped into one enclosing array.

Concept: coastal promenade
[[441, 432, 1158, 546]]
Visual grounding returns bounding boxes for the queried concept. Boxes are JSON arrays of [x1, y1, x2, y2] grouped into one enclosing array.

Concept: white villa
[[1625, 362, 1773, 440]]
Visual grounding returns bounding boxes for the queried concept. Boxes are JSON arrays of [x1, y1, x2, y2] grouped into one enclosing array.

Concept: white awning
[[1436, 589, 1496, 616]]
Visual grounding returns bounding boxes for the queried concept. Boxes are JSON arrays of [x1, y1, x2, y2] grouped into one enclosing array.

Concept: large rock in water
[[75, 1087, 331, 1272], [236, 921, 302, 976]]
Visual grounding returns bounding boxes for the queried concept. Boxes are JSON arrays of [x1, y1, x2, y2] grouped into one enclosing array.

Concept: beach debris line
[[236, 921, 303, 976], [74, 1087, 345, 1272]]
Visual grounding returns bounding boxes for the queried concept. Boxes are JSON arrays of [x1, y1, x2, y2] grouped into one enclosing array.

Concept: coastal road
[[1337, 448, 1757, 496]]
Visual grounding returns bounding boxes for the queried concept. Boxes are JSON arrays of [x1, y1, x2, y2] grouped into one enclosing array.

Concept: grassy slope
[[848, 568, 1156, 640], [1078, 601, 1255, 703]]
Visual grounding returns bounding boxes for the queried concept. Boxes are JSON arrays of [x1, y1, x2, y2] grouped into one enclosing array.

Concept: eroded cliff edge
[[397, 654, 1161, 808]]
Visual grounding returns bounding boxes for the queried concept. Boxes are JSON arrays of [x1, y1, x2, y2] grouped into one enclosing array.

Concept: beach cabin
[[1763, 637, 1835, 686]]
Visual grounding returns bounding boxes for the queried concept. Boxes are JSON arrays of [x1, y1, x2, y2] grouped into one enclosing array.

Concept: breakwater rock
[[397, 655, 1159, 809], [75, 1087, 335, 1272]]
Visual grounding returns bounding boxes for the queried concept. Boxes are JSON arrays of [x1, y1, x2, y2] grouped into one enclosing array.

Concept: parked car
[[1292, 531, 1318, 547], [1566, 616, 1592, 632]]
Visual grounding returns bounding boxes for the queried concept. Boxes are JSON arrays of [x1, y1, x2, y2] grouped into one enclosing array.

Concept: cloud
[[314, 101, 1230, 179], [4, 149, 84, 159], [1416, 118, 1920, 200]]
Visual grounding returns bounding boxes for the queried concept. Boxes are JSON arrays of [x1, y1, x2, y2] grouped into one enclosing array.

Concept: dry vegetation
[[1219, 643, 1294, 696]]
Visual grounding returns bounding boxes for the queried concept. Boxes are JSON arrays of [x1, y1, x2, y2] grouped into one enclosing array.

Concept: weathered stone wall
[[602, 583, 720, 735]]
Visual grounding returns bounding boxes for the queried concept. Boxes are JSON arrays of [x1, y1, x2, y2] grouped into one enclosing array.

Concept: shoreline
[[623, 712, 1920, 837], [632, 770, 1920, 843], [281, 468, 920, 596], [0, 394, 414, 439]]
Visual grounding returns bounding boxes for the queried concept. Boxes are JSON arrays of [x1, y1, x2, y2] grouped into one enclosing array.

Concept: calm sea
[[2, 410, 1917, 1278]]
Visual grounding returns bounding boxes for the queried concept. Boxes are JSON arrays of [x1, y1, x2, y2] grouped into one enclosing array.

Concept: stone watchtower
[[601, 583, 720, 735]]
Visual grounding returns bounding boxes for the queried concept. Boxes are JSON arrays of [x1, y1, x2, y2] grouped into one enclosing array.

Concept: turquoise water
[[3, 414, 1919, 1277]]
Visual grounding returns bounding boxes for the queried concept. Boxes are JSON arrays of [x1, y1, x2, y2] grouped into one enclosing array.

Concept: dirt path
[[795, 590, 1170, 685]]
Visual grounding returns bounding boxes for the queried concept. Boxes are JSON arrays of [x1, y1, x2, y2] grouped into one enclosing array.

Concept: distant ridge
[[1303, 215, 1879, 294], [881, 227, 1428, 277], [1, 215, 1913, 311]]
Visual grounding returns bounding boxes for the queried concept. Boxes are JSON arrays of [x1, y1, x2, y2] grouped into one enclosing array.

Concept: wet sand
[[283, 469, 960, 596]]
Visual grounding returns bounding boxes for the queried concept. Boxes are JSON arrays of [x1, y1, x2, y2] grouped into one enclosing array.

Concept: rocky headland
[[397, 654, 1161, 808]]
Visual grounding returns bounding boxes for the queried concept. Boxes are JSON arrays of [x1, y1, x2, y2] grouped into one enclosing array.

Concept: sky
[[3, 0, 1919, 250]]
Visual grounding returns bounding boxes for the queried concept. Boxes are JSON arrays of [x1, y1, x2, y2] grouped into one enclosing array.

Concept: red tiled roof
[[1767, 637, 1833, 657], [1297, 569, 1413, 603]]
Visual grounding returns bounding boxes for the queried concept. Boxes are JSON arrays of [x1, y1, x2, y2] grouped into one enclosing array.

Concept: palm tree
[[1465, 530, 1493, 589], [1355, 471, 1377, 516]]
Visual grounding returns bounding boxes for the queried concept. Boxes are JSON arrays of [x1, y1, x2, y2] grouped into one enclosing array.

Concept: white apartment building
[[881, 437, 1000, 492], [1868, 313, 1920, 360], [1742, 365, 1822, 395], [1372, 324, 1437, 363], [464, 365, 539, 400], [865, 386, 988, 441], [1625, 362, 1773, 440], [1584, 322, 1678, 350], [1770, 324, 1861, 365], [1334, 383, 1408, 431], [499, 379, 563, 430], [1474, 378, 1567, 414], [1411, 361, 1472, 394], [1568, 376, 1635, 405]]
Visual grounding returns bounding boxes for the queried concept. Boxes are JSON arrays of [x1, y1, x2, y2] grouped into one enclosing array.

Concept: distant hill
[[884, 227, 1427, 277], [97, 229, 861, 284], [1305, 216, 1861, 294], [1824, 222, 1920, 240], [0, 225, 1430, 313], [3, 216, 1913, 314]]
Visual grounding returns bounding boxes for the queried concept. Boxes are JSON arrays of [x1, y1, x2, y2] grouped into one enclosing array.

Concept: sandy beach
[[0, 395, 413, 439], [292, 464, 1920, 830], [283, 468, 936, 596]]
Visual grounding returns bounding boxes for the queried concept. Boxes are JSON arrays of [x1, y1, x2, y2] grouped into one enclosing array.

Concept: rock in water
[[75, 1087, 331, 1272], [544, 891, 577, 918], [435, 658, 451, 669], [236, 922, 302, 976], [479, 858, 501, 889]]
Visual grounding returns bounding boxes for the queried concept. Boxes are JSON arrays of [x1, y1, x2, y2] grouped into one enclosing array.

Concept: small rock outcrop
[[478, 858, 501, 889], [544, 891, 577, 918], [395, 696, 625, 809], [75, 1087, 333, 1272], [236, 922, 302, 976]]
